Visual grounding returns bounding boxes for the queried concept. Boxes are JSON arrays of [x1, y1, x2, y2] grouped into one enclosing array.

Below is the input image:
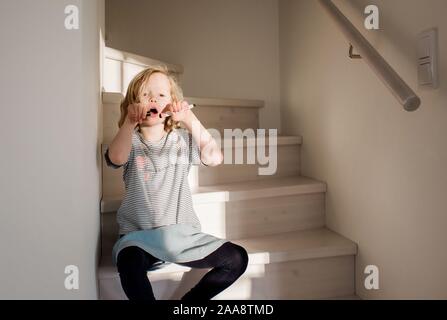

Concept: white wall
[[0, 0, 104, 299], [279, 0, 447, 298], [105, 0, 281, 133]]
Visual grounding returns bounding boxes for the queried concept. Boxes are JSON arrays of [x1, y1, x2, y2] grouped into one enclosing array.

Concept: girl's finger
[[134, 106, 139, 122], [132, 105, 138, 121], [162, 103, 170, 114], [128, 108, 134, 122], [145, 104, 150, 118], [164, 103, 168, 114], [136, 103, 141, 120], [140, 103, 145, 121]]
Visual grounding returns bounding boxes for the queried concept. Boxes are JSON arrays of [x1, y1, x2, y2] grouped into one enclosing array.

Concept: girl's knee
[[226, 243, 249, 275], [117, 246, 147, 274]]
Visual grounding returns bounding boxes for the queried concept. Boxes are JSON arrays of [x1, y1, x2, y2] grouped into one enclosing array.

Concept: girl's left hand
[[161, 100, 191, 122]]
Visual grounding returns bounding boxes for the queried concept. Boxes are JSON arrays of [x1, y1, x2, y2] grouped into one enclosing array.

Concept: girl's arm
[[108, 103, 147, 166], [107, 117, 137, 166], [182, 111, 223, 167]]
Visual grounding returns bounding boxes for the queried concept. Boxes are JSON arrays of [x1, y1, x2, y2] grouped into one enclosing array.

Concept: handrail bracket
[[348, 44, 362, 59]]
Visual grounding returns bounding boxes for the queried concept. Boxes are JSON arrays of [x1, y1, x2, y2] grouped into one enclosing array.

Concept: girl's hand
[[161, 100, 191, 122], [127, 103, 149, 125]]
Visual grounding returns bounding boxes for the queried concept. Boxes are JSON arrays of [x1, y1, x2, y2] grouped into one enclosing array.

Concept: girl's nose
[[149, 97, 157, 103]]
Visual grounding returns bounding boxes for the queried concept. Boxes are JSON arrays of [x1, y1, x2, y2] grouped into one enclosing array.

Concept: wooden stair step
[[99, 227, 357, 279], [101, 175, 326, 213], [98, 228, 356, 299]]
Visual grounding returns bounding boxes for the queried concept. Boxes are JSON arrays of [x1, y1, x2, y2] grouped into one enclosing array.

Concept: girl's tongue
[[146, 104, 160, 118], [148, 108, 158, 117]]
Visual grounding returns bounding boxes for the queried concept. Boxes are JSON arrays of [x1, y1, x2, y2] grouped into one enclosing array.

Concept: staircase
[[98, 47, 358, 300]]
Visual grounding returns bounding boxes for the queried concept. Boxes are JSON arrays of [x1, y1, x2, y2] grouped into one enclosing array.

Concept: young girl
[[104, 66, 249, 301]]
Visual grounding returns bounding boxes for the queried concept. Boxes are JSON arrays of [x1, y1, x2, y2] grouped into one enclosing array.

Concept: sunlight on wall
[[104, 58, 122, 92], [103, 47, 182, 94]]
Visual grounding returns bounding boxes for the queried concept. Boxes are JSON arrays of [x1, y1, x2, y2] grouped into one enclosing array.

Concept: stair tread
[[232, 227, 357, 263], [103, 91, 264, 108], [101, 175, 327, 212], [191, 175, 326, 204], [193, 175, 325, 195], [99, 227, 357, 279], [186, 96, 264, 108], [102, 135, 303, 150]]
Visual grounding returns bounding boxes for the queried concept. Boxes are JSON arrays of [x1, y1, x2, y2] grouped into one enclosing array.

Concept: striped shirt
[[105, 127, 206, 235]]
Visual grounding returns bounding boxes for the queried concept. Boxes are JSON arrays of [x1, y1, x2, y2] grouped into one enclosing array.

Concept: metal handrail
[[318, 0, 420, 111]]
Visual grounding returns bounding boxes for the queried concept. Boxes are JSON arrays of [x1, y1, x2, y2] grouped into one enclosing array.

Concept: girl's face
[[139, 72, 172, 126]]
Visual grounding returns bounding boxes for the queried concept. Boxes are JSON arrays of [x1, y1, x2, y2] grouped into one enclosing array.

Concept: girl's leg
[[177, 241, 249, 301], [116, 246, 161, 300]]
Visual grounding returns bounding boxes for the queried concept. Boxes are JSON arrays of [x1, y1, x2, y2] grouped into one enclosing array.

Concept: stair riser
[[103, 104, 259, 145], [194, 144, 300, 187], [101, 192, 325, 249], [101, 213, 119, 258], [99, 255, 355, 300], [192, 106, 259, 134], [194, 192, 325, 239], [103, 144, 301, 199]]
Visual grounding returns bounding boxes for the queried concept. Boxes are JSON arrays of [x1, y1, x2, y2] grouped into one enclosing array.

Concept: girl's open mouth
[[146, 108, 159, 118]]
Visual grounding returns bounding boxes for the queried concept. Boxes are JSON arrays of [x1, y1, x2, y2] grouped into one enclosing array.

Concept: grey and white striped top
[[105, 127, 206, 235]]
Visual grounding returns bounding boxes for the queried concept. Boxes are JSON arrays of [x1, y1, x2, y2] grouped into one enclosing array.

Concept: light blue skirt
[[112, 223, 229, 271]]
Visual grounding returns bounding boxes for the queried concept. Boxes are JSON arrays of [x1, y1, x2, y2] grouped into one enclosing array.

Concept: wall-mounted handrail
[[318, 0, 421, 111]]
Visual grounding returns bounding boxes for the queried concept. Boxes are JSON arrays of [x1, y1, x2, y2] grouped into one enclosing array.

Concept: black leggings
[[116, 241, 249, 301]]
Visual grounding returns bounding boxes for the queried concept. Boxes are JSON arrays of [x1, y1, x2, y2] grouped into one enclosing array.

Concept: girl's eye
[[143, 93, 147, 96], [160, 94, 165, 97]]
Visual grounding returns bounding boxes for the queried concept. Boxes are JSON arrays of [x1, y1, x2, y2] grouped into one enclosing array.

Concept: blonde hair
[[117, 65, 183, 133]]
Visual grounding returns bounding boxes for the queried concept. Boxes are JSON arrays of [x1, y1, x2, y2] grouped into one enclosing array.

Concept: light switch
[[417, 36, 430, 58], [417, 28, 438, 88], [418, 64, 432, 85]]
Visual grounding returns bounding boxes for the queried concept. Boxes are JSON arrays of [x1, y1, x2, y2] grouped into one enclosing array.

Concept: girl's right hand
[[127, 103, 149, 125]]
